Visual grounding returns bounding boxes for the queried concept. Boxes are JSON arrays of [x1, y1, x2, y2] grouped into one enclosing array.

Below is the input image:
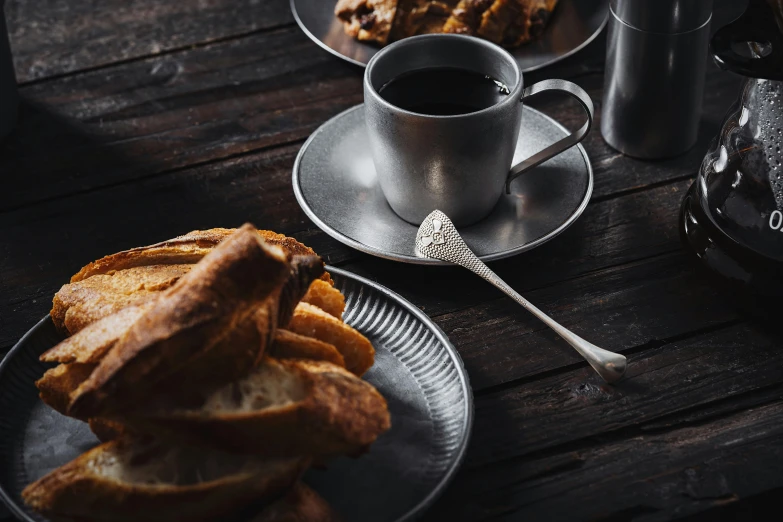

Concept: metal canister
[[601, 0, 713, 159], [1, 0, 18, 140]]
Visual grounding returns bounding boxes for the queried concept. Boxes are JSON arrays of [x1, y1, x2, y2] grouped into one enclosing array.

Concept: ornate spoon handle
[[416, 210, 627, 383]]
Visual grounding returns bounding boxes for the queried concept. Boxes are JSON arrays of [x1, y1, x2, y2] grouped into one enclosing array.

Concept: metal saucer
[[291, 0, 608, 72], [293, 104, 593, 265]]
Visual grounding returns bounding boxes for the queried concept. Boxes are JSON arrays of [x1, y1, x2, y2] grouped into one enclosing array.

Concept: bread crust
[[52, 229, 332, 336], [271, 329, 346, 368], [88, 418, 132, 443], [300, 279, 345, 319], [249, 482, 342, 522], [22, 438, 309, 522], [37, 363, 97, 416], [42, 305, 151, 364], [52, 264, 190, 335], [70, 228, 331, 283], [289, 303, 374, 376], [120, 359, 390, 458], [68, 225, 294, 418]]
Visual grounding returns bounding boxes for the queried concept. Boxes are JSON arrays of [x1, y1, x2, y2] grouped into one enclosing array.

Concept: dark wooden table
[[2, 1, 781, 520]]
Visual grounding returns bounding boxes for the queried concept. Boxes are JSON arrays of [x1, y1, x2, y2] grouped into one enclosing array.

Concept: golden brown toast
[[289, 302, 374, 376], [43, 321, 347, 372], [42, 305, 151, 364], [118, 358, 390, 458], [301, 279, 345, 319], [52, 264, 190, 335], [271, 329, 346, 368], [68, 225, 320, 419], [22, 437, 309, 522], [71, 228, 332, 283], [52, 231, 338, 336], [26, 225, 385, 522], [250, 482, 342, 522], [37, 363, 97, 416], [38, 320, 272, 419], [88, 418, 131, 443]]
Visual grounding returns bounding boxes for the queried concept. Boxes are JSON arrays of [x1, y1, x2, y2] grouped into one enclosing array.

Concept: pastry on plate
[[335, 0, 559, 47]]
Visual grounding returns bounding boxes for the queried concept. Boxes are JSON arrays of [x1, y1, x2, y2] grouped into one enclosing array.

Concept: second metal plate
[[293, 104, 593, 265], [291, 0, 608, 72]]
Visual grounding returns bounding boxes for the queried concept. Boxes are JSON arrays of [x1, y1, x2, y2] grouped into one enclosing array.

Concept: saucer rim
[[292, 104, 594, 266]]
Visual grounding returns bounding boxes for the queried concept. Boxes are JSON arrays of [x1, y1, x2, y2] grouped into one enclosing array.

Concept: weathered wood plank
[[677, 485, 783, 522], [426, 398, 783, 521], [435, 252, 740, 391], [1, 32, 740, 213], [0, 26, 363, 212], [464, 323, 783, 467], [5, 0, 294, 83]]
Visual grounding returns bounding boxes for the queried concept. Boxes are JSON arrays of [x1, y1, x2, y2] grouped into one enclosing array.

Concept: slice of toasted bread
[[120, 358, 390, 458], [39, 318, 273, 419], [301, 279, 345, 320], [89, 418, 132, 443], [54, 230, 332, 335], [44, 258, 327, 369], [52, 264, 191, 335], [42, 305, 151, 364], [71, 228, 332, 284], [288, 303, 374, 376], [270, 329, 345, 368], [22, 438, 309, 522], [42, 314, 345, 372], [37, 363, 97, 416], [68, 225, 300, 418], [249, 482, 342, 522]]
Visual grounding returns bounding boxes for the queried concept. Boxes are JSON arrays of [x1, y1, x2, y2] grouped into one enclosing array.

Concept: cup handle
[[505, 79, 594, 194]]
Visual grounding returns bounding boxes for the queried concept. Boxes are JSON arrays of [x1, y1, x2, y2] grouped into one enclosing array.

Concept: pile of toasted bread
[[22, 224, 391, 522]]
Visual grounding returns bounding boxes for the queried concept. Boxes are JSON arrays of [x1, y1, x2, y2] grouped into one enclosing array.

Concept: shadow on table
[[0, 95, 309, 350], [0, 94, 287, 236], [0, 99, 154, 211]]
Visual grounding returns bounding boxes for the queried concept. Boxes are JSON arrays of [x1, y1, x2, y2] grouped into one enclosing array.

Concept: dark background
[[2, 0, 782, 520]]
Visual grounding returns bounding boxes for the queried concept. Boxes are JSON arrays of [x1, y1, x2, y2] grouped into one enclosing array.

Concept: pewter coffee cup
[[364, 34, 594, 226]]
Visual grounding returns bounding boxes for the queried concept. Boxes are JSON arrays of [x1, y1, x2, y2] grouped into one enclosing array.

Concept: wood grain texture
[[436, 252, 741, 392], [427, 395, 783, 521], [5, 0, 294, 83], [465, 322, 783, 467], [0, 26, 362, 212], [0, 33, 740, 212], [2, 1, 781, 521]]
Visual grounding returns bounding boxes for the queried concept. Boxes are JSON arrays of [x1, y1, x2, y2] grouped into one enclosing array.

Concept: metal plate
[[0, 268, 473, 522], [291, 0, 608, 72], [293, 104, 593, 265]]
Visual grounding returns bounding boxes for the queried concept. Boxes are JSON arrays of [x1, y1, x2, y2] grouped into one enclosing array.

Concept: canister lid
[[610, 0, 713, 33]]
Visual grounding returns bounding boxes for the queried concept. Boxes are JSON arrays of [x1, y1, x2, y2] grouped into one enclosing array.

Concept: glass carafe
[[680, 0, 783, 295]]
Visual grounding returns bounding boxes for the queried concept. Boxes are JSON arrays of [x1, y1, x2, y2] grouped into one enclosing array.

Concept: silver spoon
[[415, 210, 627, 383]]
